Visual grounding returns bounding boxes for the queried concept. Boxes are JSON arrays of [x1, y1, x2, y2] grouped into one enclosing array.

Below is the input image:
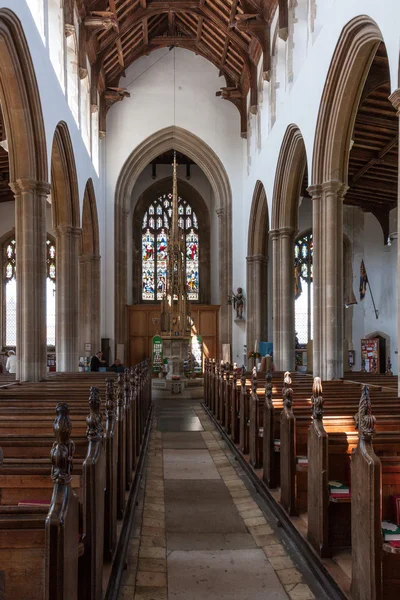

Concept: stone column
[[310, 181, 346, 380], [280, 227, 295, 371], [246, 254, 268, 352], [271, 229, 281, 369], [115, 206, 129, 356], [79, 253, 101, 356], [216, 206, 231, 352], [13, 179, 49, 381], [308, 185, 322, 378], [389, 89, 400, 394], [55, 225, 81, 371]]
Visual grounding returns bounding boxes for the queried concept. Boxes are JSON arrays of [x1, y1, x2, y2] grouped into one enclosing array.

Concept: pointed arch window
[[141, 194, 200, 301], [294, 232, 313, 345], [2, 235, 56, 348]]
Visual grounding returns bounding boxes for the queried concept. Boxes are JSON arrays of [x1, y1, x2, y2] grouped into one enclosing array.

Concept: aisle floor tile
[[167, 549, 288, 600], [163, 449, 220, 479]]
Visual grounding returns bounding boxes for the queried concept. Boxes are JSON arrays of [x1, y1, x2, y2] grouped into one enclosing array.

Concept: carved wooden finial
[[311, 377, 324, 420], [283, 371, 292, 387], [105, 378, 116, 418], [283, 385, 293, 409], [50, 403, 74, 485], [386, 357, 393, 376], [251, 368, 257, 394], [355, 385, 376, 439], [240, 365, 246, 386], [266, 371, 272, 397], [117, 373, 125, 408], [86, 386, 103, 441]]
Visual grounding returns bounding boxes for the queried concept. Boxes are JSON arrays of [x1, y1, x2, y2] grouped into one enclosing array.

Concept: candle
[[254, 340, 258, 353]]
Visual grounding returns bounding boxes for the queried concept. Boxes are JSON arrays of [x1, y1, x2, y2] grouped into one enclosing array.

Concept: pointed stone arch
[[79, 178, 101, 358], [51, 121, 81, 372], [246, 181, 269, 353], [310, 16, 384, 380], [0, 9, 49, 381], [312, 16, 383, 186], [271, 124, 307, 370], [114, 126, 232, 357]]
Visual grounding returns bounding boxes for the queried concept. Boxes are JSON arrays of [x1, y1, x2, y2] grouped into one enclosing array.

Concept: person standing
[[90, 351, 106, 372], [6, 350, 16, 374]]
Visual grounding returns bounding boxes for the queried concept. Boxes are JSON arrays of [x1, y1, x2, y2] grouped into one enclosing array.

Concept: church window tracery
[[2, 235, 56, 348], [141, 194, 199, 301]]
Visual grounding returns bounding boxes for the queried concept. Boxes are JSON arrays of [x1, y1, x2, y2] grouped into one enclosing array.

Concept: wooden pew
[[350, 387, 400, 600], [0, 402, 79, 600]]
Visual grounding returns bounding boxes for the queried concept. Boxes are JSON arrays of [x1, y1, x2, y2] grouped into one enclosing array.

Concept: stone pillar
[[79, 253, 101, 356], [310, 181, 346, 380], [308, 185, 322, 378], [271, 229, 281, 369], [55, 225, 81, 371], [216, 206, 232, 352], [246, 254, 268, 352], [13, 179, 49, 381], [280, 227, 295, 371], [389, 89, 400, 394], [115, 207, 129, 356]]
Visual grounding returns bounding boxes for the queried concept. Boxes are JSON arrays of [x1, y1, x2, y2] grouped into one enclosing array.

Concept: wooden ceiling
[[346, 42, 398, 240], [81, 0, 285, 136]]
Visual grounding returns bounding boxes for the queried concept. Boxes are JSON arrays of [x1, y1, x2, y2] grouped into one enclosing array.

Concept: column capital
[[246, 253, 268, 265], [321, 180, 348, 197], [269, 228, 280, 241], [389, 89, 400, 114], [55, 225, 82, 238], [279, 226, 294, 238], [10, 179, 51, 196], [215, 207, 224, 218], [307, 184, 322, 199]]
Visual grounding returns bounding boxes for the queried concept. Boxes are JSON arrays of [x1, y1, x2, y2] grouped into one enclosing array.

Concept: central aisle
[[119, 396, 317, 600]]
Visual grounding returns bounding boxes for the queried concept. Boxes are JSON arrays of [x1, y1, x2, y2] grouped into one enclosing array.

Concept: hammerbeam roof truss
[[83, 0, 281, 136]]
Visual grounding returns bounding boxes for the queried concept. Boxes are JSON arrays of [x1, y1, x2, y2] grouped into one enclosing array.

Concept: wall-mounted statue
[[232, 287, 245, 319]]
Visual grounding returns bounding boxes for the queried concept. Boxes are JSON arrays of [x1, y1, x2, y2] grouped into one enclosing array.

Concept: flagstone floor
[[118, 395, 322, 600]]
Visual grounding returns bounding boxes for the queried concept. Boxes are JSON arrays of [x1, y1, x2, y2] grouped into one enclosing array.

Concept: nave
[[119, 393, 324, 600]]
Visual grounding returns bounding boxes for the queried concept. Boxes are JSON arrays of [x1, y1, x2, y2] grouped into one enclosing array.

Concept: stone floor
[[118, 395, 322, 600]]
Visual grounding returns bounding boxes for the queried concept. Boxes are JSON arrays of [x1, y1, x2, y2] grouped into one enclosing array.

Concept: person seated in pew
[[90, 351, 107, 372], [110, 358, 124, 373]]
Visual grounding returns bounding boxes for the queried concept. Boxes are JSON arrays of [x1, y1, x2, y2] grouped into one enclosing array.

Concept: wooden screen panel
[[199, 309, 216, 336], [130, 336, 147, 365], [128, 304, 220, 366], [129, 310, 148, 336]]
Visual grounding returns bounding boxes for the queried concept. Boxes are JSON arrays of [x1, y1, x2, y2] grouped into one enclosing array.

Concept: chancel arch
[[271, 124, 307, 371], [114, 126, 232, 359], [51, 121, 80, 372], [311, 16, 397, 381], [132, 177, 210, 306], [79, 178, 100, 361], [0, 9, 49, 381], [246, 181, 269, 355]]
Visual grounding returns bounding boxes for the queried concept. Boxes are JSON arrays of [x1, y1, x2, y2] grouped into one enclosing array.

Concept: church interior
[[0, 0, 399, 598]]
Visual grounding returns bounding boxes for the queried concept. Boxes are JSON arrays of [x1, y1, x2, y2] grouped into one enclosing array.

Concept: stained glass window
[[3, 236, 56, 348], [141, 194, 200, 301], [46, 239, 56, 347], [3, 238, 16, 347], [294, 233, 313, 345]]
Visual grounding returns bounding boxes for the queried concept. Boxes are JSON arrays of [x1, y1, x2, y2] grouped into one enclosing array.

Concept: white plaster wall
[[105, 48, 243, 353]]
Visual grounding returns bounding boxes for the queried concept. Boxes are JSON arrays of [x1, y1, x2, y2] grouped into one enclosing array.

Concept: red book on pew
[[330, 492, 351, 500], [388, 541, 400, 548]]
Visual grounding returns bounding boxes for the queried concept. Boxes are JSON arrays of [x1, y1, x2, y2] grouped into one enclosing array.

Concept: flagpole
[[368, 282, 379, 319]]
